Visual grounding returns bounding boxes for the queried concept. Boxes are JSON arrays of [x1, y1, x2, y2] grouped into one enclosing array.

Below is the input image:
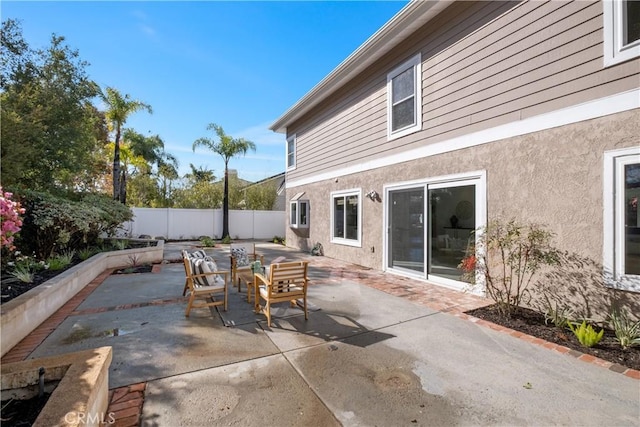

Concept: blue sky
[[3, 1, 408, 182]]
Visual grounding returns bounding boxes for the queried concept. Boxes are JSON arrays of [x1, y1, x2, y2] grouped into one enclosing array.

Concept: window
[[286, 134, 296, 170], [289, 192, 308, 229], [331, 189, 361, 246], [603, 0, 640, 66], [387, 54, 422, 140], [603, 147, 640, 292]]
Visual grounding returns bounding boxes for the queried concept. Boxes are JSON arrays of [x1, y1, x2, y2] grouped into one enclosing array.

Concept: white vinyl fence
[[120, 208, 286, 240]]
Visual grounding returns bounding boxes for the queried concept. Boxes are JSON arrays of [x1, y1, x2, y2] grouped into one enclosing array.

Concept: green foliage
[[193, 123, 256, 239], [100, 86, 152, 203], [78, 247, 97, 261], [200, 236, 215, 247], [172, 181, 223, 209], [221, 235, 231, 244], [568, 320, 604, 348], [15, 190, 133, 259], [540, 295, 573, 329], [476, 219, 561, 318], [244, 180, 278, 210], [1, 19, 106, 193], [111, 239, 128, 250], [10, 263, 34, 283], [47, 250, 75, 271], [272, 236, 285, 245], [608, 309, 640, 350]]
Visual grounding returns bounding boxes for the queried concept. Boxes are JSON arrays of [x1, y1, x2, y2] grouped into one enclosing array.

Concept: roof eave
[[269, 0, 454, 134]]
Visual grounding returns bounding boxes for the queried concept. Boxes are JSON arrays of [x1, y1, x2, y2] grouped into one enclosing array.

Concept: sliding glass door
[[386, 174, 483, 290]]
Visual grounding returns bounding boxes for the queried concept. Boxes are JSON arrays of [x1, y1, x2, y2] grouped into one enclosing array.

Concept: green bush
[[15, 190, 132, 259], [200, 236, 215, 247]]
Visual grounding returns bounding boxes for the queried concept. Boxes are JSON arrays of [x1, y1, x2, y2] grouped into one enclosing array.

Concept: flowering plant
[[1, 187, 26, 251], [458, 254, 476, 284]]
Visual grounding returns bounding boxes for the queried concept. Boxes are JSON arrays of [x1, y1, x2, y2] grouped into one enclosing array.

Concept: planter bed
[[1, 240, 164, 357], [1, 346, 112, 427]]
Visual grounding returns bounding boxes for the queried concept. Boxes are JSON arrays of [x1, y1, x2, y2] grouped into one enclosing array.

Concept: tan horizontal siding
[[287, 0, 639, 183]]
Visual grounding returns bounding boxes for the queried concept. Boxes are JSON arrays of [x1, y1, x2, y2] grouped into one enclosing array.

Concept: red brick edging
[[107, 383, 146, 427]]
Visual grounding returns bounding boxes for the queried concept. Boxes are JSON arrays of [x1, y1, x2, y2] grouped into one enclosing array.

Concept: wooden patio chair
[[229, 242, 264, 290], [253, 261, 309, 327], [183, 254, 229, 317]]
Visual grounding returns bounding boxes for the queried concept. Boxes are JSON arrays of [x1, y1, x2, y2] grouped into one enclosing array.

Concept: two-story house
[[270, 0, 639, 316]]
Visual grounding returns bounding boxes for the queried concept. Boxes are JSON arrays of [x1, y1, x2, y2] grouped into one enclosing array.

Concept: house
[[270, 1, 639, 318]]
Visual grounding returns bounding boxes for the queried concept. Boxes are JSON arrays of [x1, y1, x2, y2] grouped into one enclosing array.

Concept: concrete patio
[[2, 242, 639, 426]]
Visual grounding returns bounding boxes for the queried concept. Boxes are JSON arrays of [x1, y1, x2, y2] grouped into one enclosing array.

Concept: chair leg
[[266, 301, 271, 327], [303, 297, 308, 320], [182, 279, 188, 296], [185, 293, 195, 317]]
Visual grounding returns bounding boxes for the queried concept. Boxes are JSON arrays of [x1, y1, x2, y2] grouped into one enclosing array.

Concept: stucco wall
[[286, 109, 640, 318]]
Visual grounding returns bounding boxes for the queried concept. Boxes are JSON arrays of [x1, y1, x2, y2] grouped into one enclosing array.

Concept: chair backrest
[[230, 242, 256, 256], [267, 261, 308, 293]]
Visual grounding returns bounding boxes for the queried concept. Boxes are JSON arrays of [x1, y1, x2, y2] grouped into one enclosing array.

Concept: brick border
[[107, 383, 146, 427]]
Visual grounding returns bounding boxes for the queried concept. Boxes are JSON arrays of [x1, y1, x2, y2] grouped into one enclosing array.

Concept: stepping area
[[2, 242, 638, 426]]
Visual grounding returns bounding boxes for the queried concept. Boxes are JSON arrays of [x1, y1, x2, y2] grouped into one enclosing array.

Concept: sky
[[3, 1, 408, 182]]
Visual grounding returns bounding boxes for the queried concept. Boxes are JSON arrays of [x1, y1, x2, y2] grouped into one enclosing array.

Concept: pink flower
[[0, 187, 25, 251]]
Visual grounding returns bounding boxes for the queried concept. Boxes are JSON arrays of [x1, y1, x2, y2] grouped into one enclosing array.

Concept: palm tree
[[101, 87, 152, 202], [193, 123, 256, 239]]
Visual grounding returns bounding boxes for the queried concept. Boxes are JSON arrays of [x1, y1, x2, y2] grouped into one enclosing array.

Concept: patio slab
[[12, 242, 639, 426], [28, 303, 279, 389]]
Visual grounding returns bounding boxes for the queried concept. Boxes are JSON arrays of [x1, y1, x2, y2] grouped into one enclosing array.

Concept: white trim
[[382, 171, 486, 295], [387, 54, 422, 140], [330, 188, 362, 247], [603, 146, 640, 292], [286, 134, 296, 171], [287, 90, 640, 189], [603, 0, 640, 67]]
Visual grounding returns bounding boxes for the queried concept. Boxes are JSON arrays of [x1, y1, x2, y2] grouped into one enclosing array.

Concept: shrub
[[200, 236, 215, 247], [475, 219, 561, 318], [221, 235, 231, 244], [10, 263, 34, 283], [608, 308, 640, 350], [540, 295, 573, 329], [78, 247, 97, 261], [568, 320, 604, 348], [0, 187, 25, 252], [16, 190, 133, 259], [47, 250, 75, 271]]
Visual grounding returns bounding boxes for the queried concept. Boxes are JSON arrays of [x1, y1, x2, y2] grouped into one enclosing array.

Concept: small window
[[331, 189, 361, 246], [286, 134, 296, 170], [603, 0, 640, 66], [603, 147, 640, 292], [289, 191, 308, 229], [387, 54, 422, 140]]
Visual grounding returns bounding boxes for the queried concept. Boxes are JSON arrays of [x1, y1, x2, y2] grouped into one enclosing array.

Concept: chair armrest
[[254, 272, 268, 285]]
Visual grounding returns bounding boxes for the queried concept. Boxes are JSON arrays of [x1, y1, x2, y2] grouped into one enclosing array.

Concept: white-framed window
[[331, 189, 361, 246], [603, 0, 640, 67], [603, 147, 640, 292], [286, 134, 296, 171], [387, 53, 422, 140], [289, 191, 309, 229]]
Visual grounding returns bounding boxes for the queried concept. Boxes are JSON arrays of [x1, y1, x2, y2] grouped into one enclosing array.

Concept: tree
[[193, 124, 256, 239], [1, 19, 106, 192], [100, 87, 152, 203]]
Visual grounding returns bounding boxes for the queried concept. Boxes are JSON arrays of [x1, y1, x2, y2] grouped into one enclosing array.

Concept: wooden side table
[[237, 269, 256, 303]]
